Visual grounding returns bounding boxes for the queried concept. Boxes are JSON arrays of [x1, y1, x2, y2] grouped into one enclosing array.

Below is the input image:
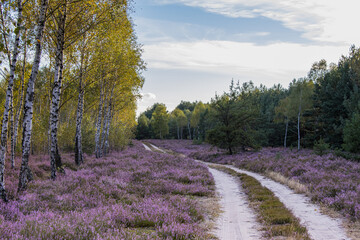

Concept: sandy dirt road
[[208, 168, 263, 240], [225, 165, 350, 240]]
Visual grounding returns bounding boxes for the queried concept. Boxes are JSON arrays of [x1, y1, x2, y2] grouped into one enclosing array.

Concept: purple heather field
[[0, 141, 215, 239], [149, 139, 360, 221]]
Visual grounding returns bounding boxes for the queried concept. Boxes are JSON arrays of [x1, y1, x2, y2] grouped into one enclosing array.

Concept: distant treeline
[[137, 46, 360, 155]]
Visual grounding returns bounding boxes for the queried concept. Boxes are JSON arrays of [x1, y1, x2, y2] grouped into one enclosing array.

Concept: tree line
[[0, 0, 145, 202], [137, 46, 360, 156]]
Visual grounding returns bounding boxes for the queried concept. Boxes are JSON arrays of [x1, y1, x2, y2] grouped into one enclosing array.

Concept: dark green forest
[[136, 46, 360, 156]]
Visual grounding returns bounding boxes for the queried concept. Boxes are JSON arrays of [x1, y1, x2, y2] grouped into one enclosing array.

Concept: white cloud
[[140, 92, 157, 101], [143, 40, 347, 75], [156, 0, 360, 45]]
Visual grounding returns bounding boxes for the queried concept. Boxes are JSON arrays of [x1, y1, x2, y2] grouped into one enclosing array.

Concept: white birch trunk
[[95, 80, 104, 158], [12, 32, 27, 166], [187, 122, 191, 139], [50, 3, 67, 180], [103, 100, 112, 156], [284, 118, 288, 148], [18, 0, 48, 192], [75, 90, 84, 164], [297, 90, 302, 151], [99, 99, 107, 157], [101, 86, 113, 157], [0, 0, 23, 202], [177, 124, 180, 139], [75, 57, 84, 165], [10, 92, 14, 169]]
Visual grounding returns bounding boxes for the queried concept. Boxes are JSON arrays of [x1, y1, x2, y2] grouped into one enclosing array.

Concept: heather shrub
[[0, 141, 214, 239], [152, 139, 360, 220]]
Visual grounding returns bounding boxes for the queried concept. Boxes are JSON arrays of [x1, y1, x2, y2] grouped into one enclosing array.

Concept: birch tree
[[48, 0, 111, 173], [172, 108, 187, 139], [286, 79, 314, 150], [94, 78, 104, 158], [48, 0, 68, 180], [11, 30, 28, 167], [275, 97, 293, 148], [151, 104, 169, 139], [190, 102, 206, 140], [18, 0, 49, 192], [0, 0, 24, 202]]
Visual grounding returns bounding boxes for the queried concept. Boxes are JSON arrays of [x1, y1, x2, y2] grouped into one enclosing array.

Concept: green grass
[[211, 165, 311, 239]]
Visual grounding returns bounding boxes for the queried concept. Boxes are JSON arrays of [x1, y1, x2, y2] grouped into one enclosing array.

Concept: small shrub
[[313, 138, 330, 156], [192, 139, 203, 145]]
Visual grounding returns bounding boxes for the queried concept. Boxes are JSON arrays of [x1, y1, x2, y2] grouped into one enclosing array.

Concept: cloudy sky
[[133, 0, 359, 114]]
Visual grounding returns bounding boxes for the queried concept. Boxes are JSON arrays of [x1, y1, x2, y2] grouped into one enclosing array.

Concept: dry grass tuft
[[266, 171, 308, 194]]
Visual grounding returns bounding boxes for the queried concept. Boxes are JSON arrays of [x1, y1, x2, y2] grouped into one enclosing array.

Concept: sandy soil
[[225, 165, 350, 240], [142, 143, 151, 151], [208, 168, 263, 240]]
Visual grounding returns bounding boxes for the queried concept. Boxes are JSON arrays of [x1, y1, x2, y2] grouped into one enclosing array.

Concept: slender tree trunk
[[180, 127, 183, 139], [95, 80, 104, 158], [0, 0, 23, 202], [74, 60, 84, 165], [50, 3, 67, 180], [297, 112, 301, 151], [10, 92, 15, 169], [284, 118, 288, 148], [228, 146, 233, 155], [103, 100, 112, 156], [75, 89, 84, 165], [100, 99, 108, 157], [18, 0, 48, 192], [187, 122, 191, 139], [177, 124, 180, 139], [101, 86, 114, 156], [297, 90, 302, 151], [11, 31, 27, 169]]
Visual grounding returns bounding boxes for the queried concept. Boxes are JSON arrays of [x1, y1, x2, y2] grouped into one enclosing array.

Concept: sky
[[133, 0, 360, 115]]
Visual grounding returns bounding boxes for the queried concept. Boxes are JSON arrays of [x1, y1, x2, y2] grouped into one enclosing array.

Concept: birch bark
[[284, 118, 288, 148], [18, 0, 48, 192], [75, 75, 84, 165], [101, 86, 114, 156], [11, 32, 27, 167], [177, 124, 179, 139], [10, 92, 14, 168], [95, 80, 104, 158], [102, 101, 111, 156], [187, 122, 191, 139], [50, 2, 67, 180], [297, 90, 302, 151], [0, 0, 23, 202]]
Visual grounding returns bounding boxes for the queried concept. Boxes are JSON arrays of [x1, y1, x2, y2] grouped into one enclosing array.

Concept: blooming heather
[[150, 139, 360, 221], [0, 141, 215, 239]]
